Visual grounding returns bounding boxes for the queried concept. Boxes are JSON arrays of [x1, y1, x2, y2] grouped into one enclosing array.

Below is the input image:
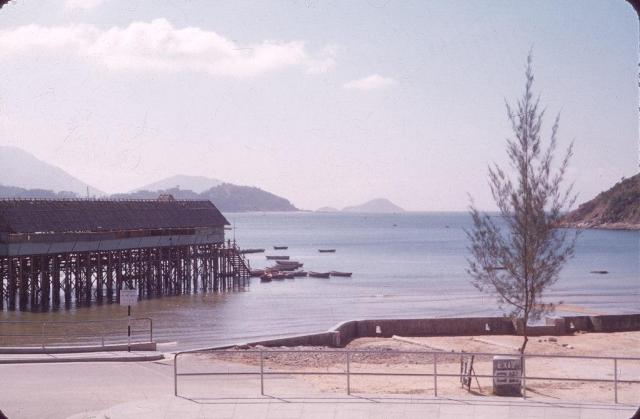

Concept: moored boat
[[318, 249, 336, 253], [330, 271, 352, 277], [271, 264, 297, 271], [276, 260, 303, 267], [241, 248, 265, 254], [250, 269, 265, 277], [308, 271, 331, 278], [274, 246, 288, 250], [272, 272, 286, 280], [266, 255, 290, 260], [260, 274, 272, 282], [292, 270, 307, 277]]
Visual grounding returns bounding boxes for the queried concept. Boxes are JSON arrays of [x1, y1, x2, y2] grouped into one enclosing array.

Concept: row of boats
[[251, 260, 352, 282], [240, 246, 336, 254]]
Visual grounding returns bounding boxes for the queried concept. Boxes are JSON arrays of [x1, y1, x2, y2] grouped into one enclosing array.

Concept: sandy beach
[[195, 331, 640, 406]]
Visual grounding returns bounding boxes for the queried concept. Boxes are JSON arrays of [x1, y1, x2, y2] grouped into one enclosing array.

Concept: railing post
[[41, 322, 46, 350], [433, 352, 438, 397], [346, 351, 351, 395], [260, 351, 265, 396], [522, 355, 526, 399], [149, 318, 153, 343], [174, 353, 178, 396], [101, 324, 105, 347], [614, 358, 618, 404]]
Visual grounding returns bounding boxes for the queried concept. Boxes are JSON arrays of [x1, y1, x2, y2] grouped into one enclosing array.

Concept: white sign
[[493, 356, 522, 396], [120, 289, 138, 306]]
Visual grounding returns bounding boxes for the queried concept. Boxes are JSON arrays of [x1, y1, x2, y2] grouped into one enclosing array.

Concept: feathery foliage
[[466, 54, 578, 353]]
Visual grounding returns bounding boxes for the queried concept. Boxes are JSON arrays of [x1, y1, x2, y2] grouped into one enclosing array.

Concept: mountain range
[[0, 146, 103, 196], [0, 146, 296, 211]]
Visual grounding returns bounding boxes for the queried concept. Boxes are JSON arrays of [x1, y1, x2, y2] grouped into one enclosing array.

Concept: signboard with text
[[119, 289, 138, 306], [493, 356, 522, 396]]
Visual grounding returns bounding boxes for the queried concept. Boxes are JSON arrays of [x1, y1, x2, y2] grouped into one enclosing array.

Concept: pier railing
[[174, 349, 640, 404], [0, 317, 153, 349]]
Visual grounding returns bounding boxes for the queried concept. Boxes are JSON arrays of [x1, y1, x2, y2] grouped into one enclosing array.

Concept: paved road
[[0, 353, 636, 419]]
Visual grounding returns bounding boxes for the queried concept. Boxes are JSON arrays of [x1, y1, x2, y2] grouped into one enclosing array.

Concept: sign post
[[119, 289, 138, 352]]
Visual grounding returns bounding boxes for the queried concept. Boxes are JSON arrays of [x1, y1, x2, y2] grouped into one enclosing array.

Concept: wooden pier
[[0, 199, 250, 311]]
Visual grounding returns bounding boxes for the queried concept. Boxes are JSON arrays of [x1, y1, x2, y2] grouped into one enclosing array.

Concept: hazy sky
[[0, 0, 637, 211]]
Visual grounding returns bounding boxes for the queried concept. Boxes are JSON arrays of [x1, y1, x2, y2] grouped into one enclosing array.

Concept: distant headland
[[560, 173, 640, 230]]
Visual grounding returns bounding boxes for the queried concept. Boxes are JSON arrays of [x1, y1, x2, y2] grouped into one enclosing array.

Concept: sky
[[0, 0, 637, 211]]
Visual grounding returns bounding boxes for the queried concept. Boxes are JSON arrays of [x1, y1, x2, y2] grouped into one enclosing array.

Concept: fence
[[174, 349, 640, 404], [0, 318, 153, 349]]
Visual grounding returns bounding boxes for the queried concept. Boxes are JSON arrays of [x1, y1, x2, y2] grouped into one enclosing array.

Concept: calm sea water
[[2, 212, 638, 350]]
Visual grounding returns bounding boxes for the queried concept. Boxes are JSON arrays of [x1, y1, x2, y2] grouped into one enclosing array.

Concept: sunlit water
[[2, 212, 638, 350]]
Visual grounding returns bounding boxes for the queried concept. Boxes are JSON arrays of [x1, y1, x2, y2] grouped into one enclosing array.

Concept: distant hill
[[342, 198, 405, 213], [560, 173, 640, 230], [0, 146, 103, 196], [132, 175, 222, 194], [112, 183, 297, 212], [0, 184, 77, 199], [0, 147, 297, 212], [111, 187, 200, 200], [202, 183, 297, 212]]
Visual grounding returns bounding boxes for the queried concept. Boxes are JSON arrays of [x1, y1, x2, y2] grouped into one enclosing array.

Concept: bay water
[[2, 212, 638, 350]]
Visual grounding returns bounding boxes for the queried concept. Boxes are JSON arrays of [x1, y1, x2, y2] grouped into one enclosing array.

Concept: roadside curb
[[0, 341, 157, 354], [0, 352, 164, 364]]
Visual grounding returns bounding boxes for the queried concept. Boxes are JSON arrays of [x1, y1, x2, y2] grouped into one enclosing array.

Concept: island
[[342, 198, 405, 213]]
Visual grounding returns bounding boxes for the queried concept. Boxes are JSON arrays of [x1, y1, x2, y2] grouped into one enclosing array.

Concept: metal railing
[[0, 317, 153, 349], [174, 349, 640, 404]]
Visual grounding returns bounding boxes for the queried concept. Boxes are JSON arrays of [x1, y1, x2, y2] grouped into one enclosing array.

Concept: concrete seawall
[[245, 314, 640, 348]]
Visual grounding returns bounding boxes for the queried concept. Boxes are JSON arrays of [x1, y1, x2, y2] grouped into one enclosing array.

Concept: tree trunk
[[519, 314, 529, 353]]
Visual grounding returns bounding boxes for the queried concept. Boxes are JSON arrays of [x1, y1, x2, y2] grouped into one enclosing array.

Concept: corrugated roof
[[0, 199, 229, 234]]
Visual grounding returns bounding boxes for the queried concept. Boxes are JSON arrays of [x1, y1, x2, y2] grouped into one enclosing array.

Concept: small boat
[[274, 246, 288, 250], [260, 274, 272, 282], [272, 272, 286, 280], [250, 269, 265, 277], [241, 248, 265, 254], [272, 264, 298, 271], [330, 271, 352, 277], [308, 271, 331, 278], [292, 270, 307, 277], [284, 272, 296, 279], [266, 255, 290, 260], [276, 260, 303, 267], [318, 249, 336, 253], [590, 270, 609, 274]]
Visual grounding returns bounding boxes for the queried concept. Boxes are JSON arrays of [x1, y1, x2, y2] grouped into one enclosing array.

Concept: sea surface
[[2, 212, 638, 350]]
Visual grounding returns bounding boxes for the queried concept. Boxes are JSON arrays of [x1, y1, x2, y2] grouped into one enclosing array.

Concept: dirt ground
[[195, 331, 640, 405]]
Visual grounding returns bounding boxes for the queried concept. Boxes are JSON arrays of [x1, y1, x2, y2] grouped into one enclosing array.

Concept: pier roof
[[0, 199, 229, 234]]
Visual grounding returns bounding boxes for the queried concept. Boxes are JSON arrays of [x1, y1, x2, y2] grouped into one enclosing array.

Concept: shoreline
[[558, 222, 640, 231]]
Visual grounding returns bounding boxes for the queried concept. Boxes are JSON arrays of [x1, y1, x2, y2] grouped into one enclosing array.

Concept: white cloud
[[305, 45, 338, 74], [343, 74, 397, 91], [64, 0, 106, 10], [0, 18, 335, 78]]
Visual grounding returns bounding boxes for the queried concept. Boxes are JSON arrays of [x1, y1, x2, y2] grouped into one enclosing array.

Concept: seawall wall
[[245, 314, 640, 348]]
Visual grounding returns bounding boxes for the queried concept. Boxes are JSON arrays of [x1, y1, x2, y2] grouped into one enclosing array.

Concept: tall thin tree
[[466, 53, 578, 353]]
